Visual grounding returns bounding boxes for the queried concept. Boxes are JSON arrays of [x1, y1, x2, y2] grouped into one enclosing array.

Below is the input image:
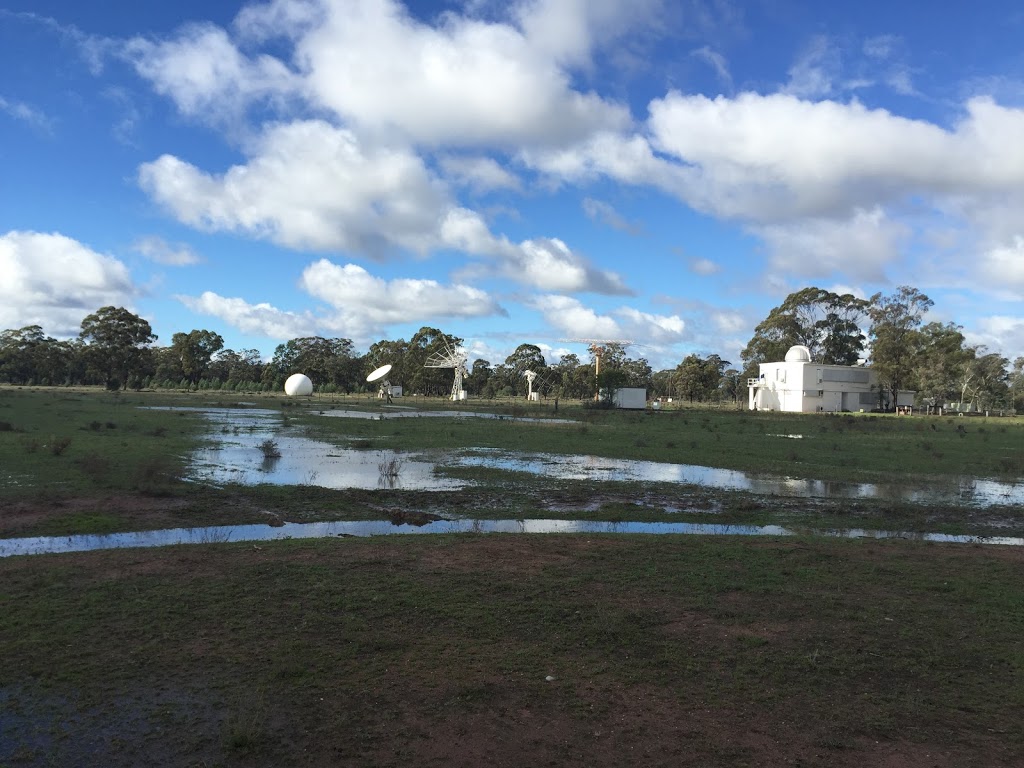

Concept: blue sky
[[2, 0, 1024, 371]]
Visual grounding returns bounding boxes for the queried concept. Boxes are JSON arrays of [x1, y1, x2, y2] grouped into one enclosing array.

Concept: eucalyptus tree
[[620, 356, 653, 390], [0, 325, 47, 384], [958, 351, 1009, 411], [504, 344, 547, 396], [269, 336, 358, 391], [674, 354, 729, 402], [551, 353, 590, 399], [171, 329, 224, 389], [469, 358, 493, 396], [407, 327, 463, 396], [741, 287, 869, 376], [913, 322, 970, 406], [867, 286, 932, 410], [1010, 357, 1024, 413], [719, 368, 743, 404], [209, 348, 265, 387], [79, 306, 157, 389]]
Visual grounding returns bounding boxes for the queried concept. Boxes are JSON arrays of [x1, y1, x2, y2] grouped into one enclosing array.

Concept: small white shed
[[613, 388, 647, 410]]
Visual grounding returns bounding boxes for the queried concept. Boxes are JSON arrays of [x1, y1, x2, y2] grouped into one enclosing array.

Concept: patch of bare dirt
[[0, 493, 192, 536]]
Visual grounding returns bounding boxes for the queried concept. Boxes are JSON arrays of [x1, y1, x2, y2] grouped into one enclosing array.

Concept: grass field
[[2, 535, 1023, 767], [1, 386, 1023, 766]]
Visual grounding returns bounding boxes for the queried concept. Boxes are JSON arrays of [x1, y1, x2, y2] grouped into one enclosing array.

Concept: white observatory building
[[748, 345, 913, 413]]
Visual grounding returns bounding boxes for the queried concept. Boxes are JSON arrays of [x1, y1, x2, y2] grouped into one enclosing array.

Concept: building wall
[[613, 387, 647, 409], [751, 361, 878, 413]]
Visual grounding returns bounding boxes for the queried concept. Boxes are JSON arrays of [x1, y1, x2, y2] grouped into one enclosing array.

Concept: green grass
[[0, 535, 1021, 766], [0, 387, 207, 496]]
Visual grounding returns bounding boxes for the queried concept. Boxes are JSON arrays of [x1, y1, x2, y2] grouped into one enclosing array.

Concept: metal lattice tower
[[424, 339, 470, 400]]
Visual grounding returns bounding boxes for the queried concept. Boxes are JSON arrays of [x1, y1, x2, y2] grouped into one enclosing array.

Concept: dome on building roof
[[784, 345, 812, 363]]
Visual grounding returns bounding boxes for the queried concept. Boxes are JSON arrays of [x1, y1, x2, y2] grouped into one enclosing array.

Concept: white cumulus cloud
[[139, 120, 449, 256], [0, 231, 137, 336], [178, 291, 319, 339], [299, 259, 504, 323], [979, 236, 1024, 292], [123, 22, 300, 127], [133, 235, 201, 265], [530, 294, 684, 343]]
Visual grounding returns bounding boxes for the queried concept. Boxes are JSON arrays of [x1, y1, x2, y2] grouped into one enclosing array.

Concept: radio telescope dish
[[425, 338, 470, 401], [522, 368, 556, 401], [523, 370, 538, 399], [366, 364, 393, 383]]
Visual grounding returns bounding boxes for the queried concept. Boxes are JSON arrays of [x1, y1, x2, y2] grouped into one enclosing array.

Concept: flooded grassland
[[2, 388, 1024, 767]]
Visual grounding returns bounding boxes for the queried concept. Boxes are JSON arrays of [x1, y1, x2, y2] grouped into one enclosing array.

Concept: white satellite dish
[[425, 339, 470, 401], [366, 364, 393, 383]]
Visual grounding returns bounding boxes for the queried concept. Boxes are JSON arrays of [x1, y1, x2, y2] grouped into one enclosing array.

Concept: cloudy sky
[[2, 0, 1023, 369]]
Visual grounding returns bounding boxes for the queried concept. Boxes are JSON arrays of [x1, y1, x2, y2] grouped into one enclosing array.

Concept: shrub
[[258, 439, 282, 459], [50, 436, 72, 456]]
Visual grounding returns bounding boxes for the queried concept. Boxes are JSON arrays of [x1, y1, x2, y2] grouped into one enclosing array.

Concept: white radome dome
[[784, 345, 812, 363], [284, 373, 313, 396]]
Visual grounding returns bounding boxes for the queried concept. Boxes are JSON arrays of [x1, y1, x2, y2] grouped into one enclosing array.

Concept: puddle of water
[[193, 435, 465, 491], [149, 406, 462, 491], [452, 449, 1024, 507], [2, 519, 1021, 558], [319, 408, 579, 424], [147, 406, 1024, 506]]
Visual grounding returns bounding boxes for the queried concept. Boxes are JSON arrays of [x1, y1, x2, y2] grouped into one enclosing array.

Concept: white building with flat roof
[[748, 345, 913, 413]]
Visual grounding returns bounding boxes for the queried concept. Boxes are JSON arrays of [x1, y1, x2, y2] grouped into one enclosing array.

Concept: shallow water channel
[[2, 519, 1021, 558], [173, 406, 1024, 506]]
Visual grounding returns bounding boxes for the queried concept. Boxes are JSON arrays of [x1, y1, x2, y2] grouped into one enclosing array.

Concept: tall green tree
[[171, 329, 225, 389], [405, 327, 464, 396], [741, 287, 868, 376], [469, 359, 493, 396], [719, 368, 743, 404], [269, 337, 358, 391], [1009, 357, 1024, 413], [79, 306, 157, 389], [208, 348, 264, 387], [620, 356, 653, 390], [913, 322, 970, 406], [504, 344, 547, 396], [0, 325, 47, 384], [867, 286, 933, 410], [551, 353, 590, 399], [674, 354, 729, 402], [958, 351, 1009, 411]]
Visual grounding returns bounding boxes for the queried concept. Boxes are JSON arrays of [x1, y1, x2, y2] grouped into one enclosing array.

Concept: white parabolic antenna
[[425, 339, 469, 401], [366, 364, 393, 383], [524, 369, 538, 400], [284, 372, 313, 396]]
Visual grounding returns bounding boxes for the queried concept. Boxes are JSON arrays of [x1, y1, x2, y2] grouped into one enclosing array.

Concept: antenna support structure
[[424, 339, 470, 401]]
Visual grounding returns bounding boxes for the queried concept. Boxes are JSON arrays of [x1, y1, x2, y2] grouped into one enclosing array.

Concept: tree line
[[0, 307, 650, 400], [2, 291, 1021, 411]]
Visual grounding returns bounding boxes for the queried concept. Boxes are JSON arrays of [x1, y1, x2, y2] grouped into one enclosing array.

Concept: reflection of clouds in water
[[3, 519, 1023, 558], [454, 451, 1024, 506], [154, 406, 1024, 506], [321, 409, 579, 424]]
